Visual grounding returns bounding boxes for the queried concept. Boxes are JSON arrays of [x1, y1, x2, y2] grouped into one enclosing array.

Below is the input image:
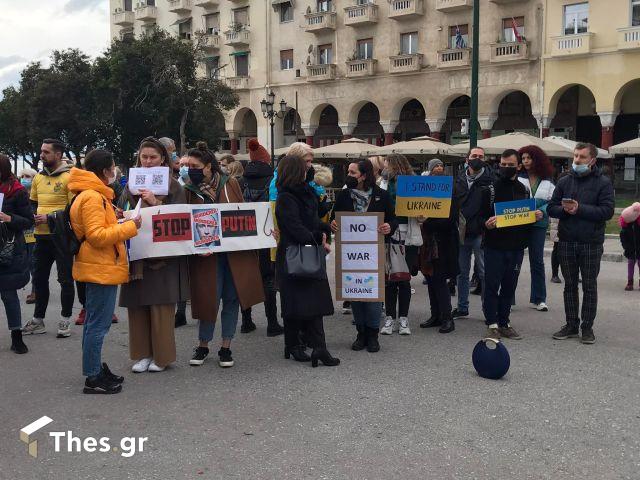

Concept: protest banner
[[127, 166, 170, 195], [126, 202, 276, 261], [335, 212, 384, 302], [494, 198, 537, 228], [394, 175, 453, 218]]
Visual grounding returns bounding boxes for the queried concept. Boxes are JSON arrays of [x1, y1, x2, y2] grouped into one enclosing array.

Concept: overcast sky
[[0, 0, 110, 94]]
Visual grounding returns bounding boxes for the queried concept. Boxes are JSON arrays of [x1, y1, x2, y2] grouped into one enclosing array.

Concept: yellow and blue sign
[[395, 175, 453, 218], [494, 198, 536, 228]]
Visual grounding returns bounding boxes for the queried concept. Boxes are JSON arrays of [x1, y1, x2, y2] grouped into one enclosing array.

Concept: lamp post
[[260, 90, 287, 168]]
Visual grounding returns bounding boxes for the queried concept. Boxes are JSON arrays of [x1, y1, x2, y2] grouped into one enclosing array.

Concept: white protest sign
[[341, 272, 381, 300], [340, 215, 379, 242], [128, 167, 170, 195], [127, 202, 276, 261], [341, 243, 378, 271]]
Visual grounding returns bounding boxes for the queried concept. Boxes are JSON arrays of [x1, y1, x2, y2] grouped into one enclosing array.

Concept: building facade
[[110, 0, 545, 153]]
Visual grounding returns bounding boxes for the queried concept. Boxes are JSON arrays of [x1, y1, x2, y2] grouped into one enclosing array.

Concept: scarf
[[0, 178, 24, 199], [349, 188, 372, 213], [465, 166, 485, 188]]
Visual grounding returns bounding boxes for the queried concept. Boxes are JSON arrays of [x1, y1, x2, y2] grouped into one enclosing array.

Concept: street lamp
[[260, 89, 287, 167]]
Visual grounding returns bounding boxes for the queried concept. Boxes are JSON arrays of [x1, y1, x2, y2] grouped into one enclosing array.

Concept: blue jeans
[[351, 301, 383, 329], [527, 227, 547, 304], [457, 235, 484, 311], [82, 283, 118, 377], [198, 254, 240, 342], [483, 248, 524, 327], [1, 290, 22, 330]]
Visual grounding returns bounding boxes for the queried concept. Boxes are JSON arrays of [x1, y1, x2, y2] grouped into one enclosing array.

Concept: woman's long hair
[[518, 145, 553, 180], [0, 154, 14, 183], [385, 153, 414, 180], [276, 155, 306, 191]]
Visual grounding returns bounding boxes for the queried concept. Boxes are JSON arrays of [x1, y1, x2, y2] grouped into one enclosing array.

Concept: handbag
[[0, 223, 16, 267], [285, 243, 327, 280], [385, 243, 411, 282]]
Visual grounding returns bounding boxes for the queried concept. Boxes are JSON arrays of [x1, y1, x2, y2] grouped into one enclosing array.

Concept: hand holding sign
[[494, 199, 537, 228]]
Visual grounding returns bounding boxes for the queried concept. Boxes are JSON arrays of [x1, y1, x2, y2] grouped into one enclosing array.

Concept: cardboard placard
[[335, 212, 384, 302], [494, 198, 536, 228], [394, 175, 453, 218]]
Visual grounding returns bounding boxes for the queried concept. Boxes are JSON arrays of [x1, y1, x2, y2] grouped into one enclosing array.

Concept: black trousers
[[385, 280, 411, 318], [242, 249, 278, 324], [33, 235, 75, 319], [283, 316, 326, 349], [551, 242, 560, 277], [77, 281, 86, 307], [427, 269, 452, 319]]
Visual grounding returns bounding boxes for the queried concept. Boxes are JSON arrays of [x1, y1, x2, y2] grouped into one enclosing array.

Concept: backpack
[[242, 175, 272, 203], [47, 194, 106, 257]]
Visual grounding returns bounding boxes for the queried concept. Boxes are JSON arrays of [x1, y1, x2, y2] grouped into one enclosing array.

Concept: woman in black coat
[[0, 154, 34, 354], [331, 159, 398, 353], [275, 155, 339, 367]]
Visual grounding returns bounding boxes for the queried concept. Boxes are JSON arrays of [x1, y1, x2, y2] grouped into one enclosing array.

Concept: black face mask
[[305, 166, 315, 183], [498, 166, 518, 180], [345, 175, 359, 189], [188, 168, 205, 186], [468, 158, 484, 171]]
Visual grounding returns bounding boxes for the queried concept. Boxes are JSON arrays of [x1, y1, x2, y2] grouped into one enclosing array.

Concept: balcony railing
[[389, 53, 423, 73], [618, 26, 640, 51], [437, 48, 471, 68], [225, 76, 250, 90], [346, 58, 376, 78], [550, 33, 592, 57], [436, 0, 473, 12], [224, 29, 250, 46], [305, 11, 337, 32], [168, 0, 193, 14], [388, 0, 423, 19], [490, 41, 529, 63], [194, 0, 218, 7], [135, 5, 157, 22], [113, 10, 135, 26], [202, 34, 221, 50], [306, 64, 337, 82], [344, 4, 378, 26]]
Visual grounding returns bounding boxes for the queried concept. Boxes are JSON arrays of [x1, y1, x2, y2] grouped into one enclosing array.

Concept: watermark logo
[[20, 416, 53, 458]]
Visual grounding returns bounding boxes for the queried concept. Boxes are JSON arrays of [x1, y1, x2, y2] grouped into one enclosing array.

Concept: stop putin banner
[[126, 202, 276, 261]]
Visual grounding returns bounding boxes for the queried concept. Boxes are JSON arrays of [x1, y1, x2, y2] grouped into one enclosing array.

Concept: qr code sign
[[134, 175, 146, 186], [151, 174, 164, 186]]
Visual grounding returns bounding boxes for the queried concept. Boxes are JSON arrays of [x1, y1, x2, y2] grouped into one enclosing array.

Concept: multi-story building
[[110, 0, 542, 154]]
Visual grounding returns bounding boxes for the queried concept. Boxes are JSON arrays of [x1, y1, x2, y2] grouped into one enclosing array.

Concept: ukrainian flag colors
[[395, 175, 453, 218], [494, 198, 537, 228]]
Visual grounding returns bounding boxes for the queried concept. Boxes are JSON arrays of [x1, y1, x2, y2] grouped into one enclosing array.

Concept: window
[[233, 7, 249, 27], [633, 0, 640, 26], [356, 38, 373, 60], [206, 56, 220, 79], [502, 17, 525, 42], [144, 0, 155, 5], [123, 0, 132, 11], [449, 25, 468, 49], [280, 2, 293, 22], [356, 0, 370, 4], [400, 32, 418, 54], [280, 49, 294, 70], [318, 44, 333, 64], [143, 23, 156, 36], [204, 13, 219, 35], [179, 19, 192, 40], [317, 0, 332, 12], [563, 3, 588, 35], [235, 54, 249, 77]]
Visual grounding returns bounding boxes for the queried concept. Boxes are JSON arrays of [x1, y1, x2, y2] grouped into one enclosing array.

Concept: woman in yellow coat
[[68, 150, 140, 395]]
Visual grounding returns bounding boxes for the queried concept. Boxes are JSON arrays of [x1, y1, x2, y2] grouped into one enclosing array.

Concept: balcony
[[306, 64, 337, 82], [113, 10, 135, 26], [344, 4, 378, 26], [194, 0, 218, 7], [618, 26, 640, 51], [224, 29, 250, 47], [225, 76, 250, 90], [550, 33, 592, 57], [346, 58, 376, 78], [168, 0, 193, 14], [436, 0, 472, 12], [305, 11, 337, 32], [388, 0, 423, 20], [202, 33, 221, 50], [490, 0, 528, 3], [389, 53, 423, 73], [437, 48, 471, 68], [490, 41, 529, 63], [135, 5, 157, 22]]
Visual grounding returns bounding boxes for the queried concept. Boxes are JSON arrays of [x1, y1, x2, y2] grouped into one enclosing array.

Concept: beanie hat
[[428, 158, 444, 173], [248, 138, 271, 164], [621, 202, 640, 224]]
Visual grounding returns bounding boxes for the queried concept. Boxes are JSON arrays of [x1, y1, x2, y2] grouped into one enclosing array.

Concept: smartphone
[[561, 198, 574, 203]]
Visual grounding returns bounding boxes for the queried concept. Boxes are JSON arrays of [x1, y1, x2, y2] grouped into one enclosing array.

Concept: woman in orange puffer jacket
[[68, 150, 140, 395]]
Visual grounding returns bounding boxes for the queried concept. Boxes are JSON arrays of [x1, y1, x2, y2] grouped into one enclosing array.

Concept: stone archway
[[315, 105, 342, 147], [492, 91, 538, 136], [393, 99, 429, 142], [549, 85, 602, 146], [352, 102, 384, 145]]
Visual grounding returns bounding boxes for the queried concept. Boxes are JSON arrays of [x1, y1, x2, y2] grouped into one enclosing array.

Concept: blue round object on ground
[[472, 338, 510, 380]]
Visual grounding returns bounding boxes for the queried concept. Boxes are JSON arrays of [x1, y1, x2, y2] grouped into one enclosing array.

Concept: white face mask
[[105, 170, 117, 185]]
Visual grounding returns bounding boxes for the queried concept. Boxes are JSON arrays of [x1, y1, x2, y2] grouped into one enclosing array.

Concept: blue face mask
[[179, 165, 189, 180], [20, 178, 32, 189], [171, 152, 178, 162], [572, 162, 590, 175]]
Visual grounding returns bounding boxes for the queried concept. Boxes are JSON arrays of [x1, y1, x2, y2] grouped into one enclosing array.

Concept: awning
[[229, 51, 249, 57], [171, 17, 192, 26]]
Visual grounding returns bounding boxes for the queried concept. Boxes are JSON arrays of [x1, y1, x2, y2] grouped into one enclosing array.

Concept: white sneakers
[[131, 358, 153, 373], [398, 317, 411, 335], [57, 319, 72, 338], [22, 319, 46, 335], [380, 316, 395, 335], [147, 361, 165, 372], [533, 302, 549, 312]]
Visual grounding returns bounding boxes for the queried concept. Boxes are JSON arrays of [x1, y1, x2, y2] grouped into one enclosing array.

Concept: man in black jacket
[[481, 149, 543, 340], [548, 143, 615, 344], [453, 147, 494, 318]]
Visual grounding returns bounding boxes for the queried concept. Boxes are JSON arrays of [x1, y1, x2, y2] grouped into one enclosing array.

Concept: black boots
[[420, 315, 442, 328], [266, 316, 284, 337], [438, 314, 455, 334], [240, 310, 257, 333], [366, 327, 380, 352], [311, 349, 340, 367], [351, 325, 367, 351], [10, 330, 28, 354], [284, 345, 311, 362], [174, 311, 187, 328]]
